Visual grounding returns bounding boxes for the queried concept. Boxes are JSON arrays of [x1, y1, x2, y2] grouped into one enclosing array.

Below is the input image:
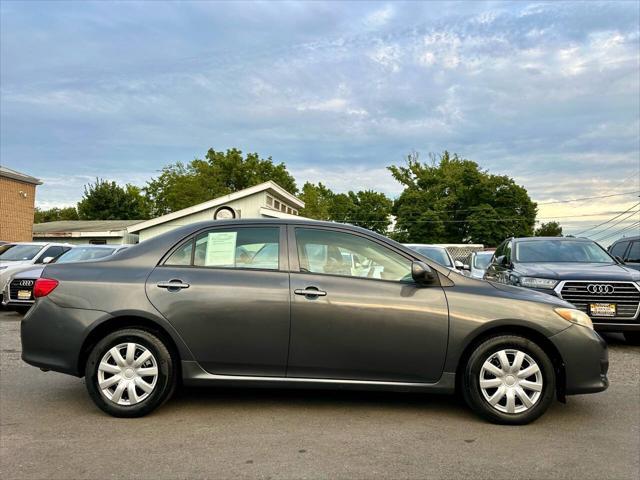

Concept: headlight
[[520, 277, 558, 289], [554, 308, 594, 330]]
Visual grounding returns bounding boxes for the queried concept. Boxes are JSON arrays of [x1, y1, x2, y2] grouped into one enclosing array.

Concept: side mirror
[[463, 264, 470, 271], [412, 261, 437, 285], [42, 256, 54, 264], [454, 260, 464, 269]]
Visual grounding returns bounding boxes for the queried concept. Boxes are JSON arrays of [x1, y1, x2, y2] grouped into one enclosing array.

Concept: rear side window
[[609, 241, 629, 258], [166, 227, 280, 270], [627, 241, 640, 263]]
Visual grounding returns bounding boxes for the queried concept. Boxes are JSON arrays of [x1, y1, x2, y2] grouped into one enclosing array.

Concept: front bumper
[[21, 298, 111, 376], [550, 324, 608, 395]]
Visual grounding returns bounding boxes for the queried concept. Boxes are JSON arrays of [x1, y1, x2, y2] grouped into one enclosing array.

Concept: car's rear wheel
[[623, 331, 640, 345], [463, 335, 555, 425], [85, 328, 176, 417]]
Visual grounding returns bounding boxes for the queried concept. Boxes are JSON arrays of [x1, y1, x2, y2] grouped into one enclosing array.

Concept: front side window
[[295, 228, 412, 282], [515, 240, 614, 263], [627, 241, 640, 262], [609, 241, 629, 258], [166, 227, 280, 270], [36, 246, 68, 263]]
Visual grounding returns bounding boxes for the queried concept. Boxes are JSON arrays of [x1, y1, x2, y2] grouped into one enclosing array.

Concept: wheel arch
[[454, 324, 567, 402], [77, 314, 187, 380]]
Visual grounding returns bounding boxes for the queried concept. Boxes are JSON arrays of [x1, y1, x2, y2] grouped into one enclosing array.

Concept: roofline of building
[[0, 167, 42, 185], [127, 181, 304, 233], [33, 230, 133, 238]]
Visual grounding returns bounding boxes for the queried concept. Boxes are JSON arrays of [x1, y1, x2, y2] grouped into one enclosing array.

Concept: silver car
[[3, 244, 129, 310]]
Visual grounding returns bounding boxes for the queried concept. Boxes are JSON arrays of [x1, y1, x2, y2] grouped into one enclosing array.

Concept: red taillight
[[33, 278, 59, 298]]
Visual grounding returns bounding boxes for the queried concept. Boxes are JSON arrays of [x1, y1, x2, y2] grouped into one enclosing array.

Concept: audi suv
[[484, 236, 640, 344]]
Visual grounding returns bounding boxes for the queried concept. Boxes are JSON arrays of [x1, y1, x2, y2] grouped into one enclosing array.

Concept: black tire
[[623, 331, 640, 345], [85, 328, 176, 418], [462, 335, 556, 425]]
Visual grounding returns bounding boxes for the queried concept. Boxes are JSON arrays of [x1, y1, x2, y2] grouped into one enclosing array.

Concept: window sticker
[[205, 231, 237, 267]]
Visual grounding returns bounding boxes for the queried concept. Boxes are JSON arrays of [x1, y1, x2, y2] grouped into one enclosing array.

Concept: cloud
[[0, 0, 637, 231]]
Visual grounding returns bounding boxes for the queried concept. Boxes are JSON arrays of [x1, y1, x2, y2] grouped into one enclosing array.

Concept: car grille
[[559, 281, 640, 320], [9, 278, 36, 301]]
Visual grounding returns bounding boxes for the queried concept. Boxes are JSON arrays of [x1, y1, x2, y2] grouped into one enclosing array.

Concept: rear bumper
[[21, 298, 111, 376], [550, 325, 608, 395]]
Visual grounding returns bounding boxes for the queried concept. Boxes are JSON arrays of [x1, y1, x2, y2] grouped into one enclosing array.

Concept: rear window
[[55, 247, 116, 263]]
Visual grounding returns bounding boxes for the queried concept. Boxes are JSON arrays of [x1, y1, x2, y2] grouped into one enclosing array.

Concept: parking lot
[[0, 309, 638, 480]]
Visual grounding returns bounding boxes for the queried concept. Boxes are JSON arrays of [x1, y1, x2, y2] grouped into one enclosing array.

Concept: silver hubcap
[[97, 343, 158, 406], [479, 349, 543, 414]]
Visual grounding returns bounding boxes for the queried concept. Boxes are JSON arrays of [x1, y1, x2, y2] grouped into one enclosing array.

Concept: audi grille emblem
[[587, 284, 614, 294], [18, 280, 34, 287]]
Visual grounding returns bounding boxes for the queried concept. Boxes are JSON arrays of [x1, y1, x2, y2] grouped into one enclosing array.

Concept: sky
[[1, 0, 639, 240]]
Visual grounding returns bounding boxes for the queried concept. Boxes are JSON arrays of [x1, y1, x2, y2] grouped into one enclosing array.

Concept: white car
[[404, 244, 470, 274], [0, 242, 73, 302], [469, 250, 495, 279]]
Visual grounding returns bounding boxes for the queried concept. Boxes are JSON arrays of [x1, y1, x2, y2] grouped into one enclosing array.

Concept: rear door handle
[[294, 288, 327, 297], [157, 280, 190, 290]]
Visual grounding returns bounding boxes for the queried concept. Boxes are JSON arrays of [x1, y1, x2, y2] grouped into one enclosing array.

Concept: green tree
[[299, 182, 393, 234], [145, 148, 298, 216], [535, 221, 563, 237], [77, 179, 151, 220], [299, 182, 334, 220], [34, 206, 79, 223], [389, 151, 537, 245]]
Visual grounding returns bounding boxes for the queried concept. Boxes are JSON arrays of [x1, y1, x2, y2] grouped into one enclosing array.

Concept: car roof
[[513, 236, 592, 242], [611, 235, 639, 243]]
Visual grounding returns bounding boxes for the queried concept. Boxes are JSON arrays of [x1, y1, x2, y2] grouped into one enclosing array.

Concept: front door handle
[[294, 288, 327, 297], [157, 280, 190, 291]]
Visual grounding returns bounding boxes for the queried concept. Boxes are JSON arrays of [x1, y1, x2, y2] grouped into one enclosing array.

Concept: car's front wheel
[[85, 328, 176, 417], [463, 335, 556, 425]]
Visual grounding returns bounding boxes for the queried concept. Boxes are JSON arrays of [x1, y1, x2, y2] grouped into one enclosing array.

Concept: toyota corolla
[[21, 220, 608, 424]]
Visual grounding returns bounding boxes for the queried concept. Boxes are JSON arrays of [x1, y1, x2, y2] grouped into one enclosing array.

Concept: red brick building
[[0, 166, 42, 242]]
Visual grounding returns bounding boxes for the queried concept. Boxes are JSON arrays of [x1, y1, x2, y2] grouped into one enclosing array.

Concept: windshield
[[409, 246, 452, 267], [515, 240, 614, 263], [55, 247, 116, 264], [0, 244, 43, 261], [0, 244, 15, 256], [473, 252, 493, 269]]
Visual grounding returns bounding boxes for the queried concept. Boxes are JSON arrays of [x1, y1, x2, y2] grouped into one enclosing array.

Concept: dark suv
[[484, 236, 640, 344], [608, 235, 640, 271]]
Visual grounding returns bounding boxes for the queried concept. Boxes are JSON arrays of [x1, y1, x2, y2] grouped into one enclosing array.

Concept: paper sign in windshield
[[205, 231, 237, 267]]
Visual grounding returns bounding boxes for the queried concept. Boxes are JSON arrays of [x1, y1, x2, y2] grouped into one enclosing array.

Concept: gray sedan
[[21, 219, 608, 424]]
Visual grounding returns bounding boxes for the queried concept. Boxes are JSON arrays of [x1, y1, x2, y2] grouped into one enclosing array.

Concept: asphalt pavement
[[1, 309, 638, 479]]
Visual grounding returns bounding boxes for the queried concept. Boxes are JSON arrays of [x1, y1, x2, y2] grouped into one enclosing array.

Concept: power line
[[537, 190, 640, 205], [587, 209, 640, 240], [592, 222, 640, 243], [573, 202, 640, 236]]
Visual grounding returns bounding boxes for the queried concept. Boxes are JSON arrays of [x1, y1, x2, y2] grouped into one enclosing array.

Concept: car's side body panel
[[288, 272, 449, 382], [146, 266, 291, 376]]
